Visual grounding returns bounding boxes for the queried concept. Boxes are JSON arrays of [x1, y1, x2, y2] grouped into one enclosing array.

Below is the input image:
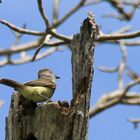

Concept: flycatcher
[[0, 69, 59, 103]]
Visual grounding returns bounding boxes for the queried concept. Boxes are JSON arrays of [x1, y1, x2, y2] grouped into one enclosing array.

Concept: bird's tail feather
[[0, 78, 25, 89]]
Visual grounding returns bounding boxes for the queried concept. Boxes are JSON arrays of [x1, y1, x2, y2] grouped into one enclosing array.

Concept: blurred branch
[[102, 14, 126, 20], [0, 47, 61, 67], [84, 0, 102, 6], [98, 30, 140, 41], [117, 41, 127, 89], [52, 0, 60, 24], [98, 40, 127, 89], [10, 24, 28, 59], [51, 0, 86, 28], [111, 25, 132, 34], [0, 100, 4, 108], [106, 0, 138, 21], [89, 40, 140, 118], [0, 39, 66, 66], [98, 66, 118, 73], [89, 89, 140, 119], [11, 24, 27, 46], [99, 40, 140, 47], [32, 34, 52, 61], [122, 40, 140, 46], [91, 36, 140, 118], [0, 39, 66, 55]]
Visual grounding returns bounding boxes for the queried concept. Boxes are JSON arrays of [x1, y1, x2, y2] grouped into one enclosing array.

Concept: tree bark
[[70, 13, 98, 140], [5, 13, 98, 140], [5, 93, 74, 140]]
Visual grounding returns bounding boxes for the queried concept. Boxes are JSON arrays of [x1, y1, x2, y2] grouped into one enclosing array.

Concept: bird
[[0, 69, 59, 103]]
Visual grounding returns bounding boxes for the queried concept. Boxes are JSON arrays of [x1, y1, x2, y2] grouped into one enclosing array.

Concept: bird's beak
[[55, 75, 60, 79]]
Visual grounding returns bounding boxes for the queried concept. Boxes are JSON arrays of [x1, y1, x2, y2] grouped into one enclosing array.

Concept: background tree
[[0, 0, 140, 140]]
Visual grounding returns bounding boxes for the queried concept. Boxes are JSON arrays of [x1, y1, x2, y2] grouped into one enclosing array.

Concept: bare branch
[[123, 40, 140, 46], [89, 90, 140, 118], [50, 30, 72, 42], [52, 0, 60, 24], [37, 0, 50, 28], [0, 19, 45, 36], [37, 0, 71, 42], [98, 40, 140, 47], [122, 93, 140, 105], [98, 66, 118, 73], [97, 30, 140, 41], [102, 14, 126, 20], [84, 0, 102, 7], [118, 41, 127, 88], [11, 24, 27, 47], [111, 25, 132, 34], [89, 78, 140, 118], [119, 79, 140, 102], [43, 40, 68, 47], [52, 0, 86, 28], [0, 39, 67, 56], [106, 0, 137, 21], [0, 47, 61, 67], [97, 41, 127, 90]]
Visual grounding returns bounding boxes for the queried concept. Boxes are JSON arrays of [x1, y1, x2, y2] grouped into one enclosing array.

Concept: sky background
[[0, 0, 140, 140]]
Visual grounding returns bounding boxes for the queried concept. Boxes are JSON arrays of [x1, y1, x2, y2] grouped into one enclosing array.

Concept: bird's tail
[[0, 78, 25, 89]]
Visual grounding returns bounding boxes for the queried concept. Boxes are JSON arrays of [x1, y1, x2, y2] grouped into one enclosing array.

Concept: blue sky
[[0, 1, 140, 140]]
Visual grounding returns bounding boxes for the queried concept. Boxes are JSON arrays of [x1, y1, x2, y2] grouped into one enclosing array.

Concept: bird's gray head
[[38, 69, 60, 83]]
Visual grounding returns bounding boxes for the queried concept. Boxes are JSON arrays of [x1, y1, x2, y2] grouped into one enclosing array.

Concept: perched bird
[[0, 69, 59, 103]]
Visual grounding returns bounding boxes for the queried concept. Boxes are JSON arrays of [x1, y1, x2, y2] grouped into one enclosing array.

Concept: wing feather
[[24, 79, 56, 88]]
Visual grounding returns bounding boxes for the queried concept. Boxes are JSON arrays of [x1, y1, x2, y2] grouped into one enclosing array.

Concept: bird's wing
[[24, 79, 56, 88]]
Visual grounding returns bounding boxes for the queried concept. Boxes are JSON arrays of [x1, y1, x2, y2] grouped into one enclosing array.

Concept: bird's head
[[38, 69, 60, 82]]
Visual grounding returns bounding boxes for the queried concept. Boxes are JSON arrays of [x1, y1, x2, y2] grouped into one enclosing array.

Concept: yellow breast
[[18, 86, 54, 102]]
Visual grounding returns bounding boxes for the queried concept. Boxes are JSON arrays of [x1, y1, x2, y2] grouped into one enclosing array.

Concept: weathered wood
[[6, 93, 74, 140], [70, 13, 98, 140]]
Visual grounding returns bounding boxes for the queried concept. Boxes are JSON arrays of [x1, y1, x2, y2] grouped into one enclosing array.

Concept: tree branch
[[0, 47, 61, 67], [52, 0, 86, 28], [89, 78, 140, 119], [98, 30, 140, 41], [37, 0, 51, 28], [0, 19, 45, 36], [52, 0, 60, 24]]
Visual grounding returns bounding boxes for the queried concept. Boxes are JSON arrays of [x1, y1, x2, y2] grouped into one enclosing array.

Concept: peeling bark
[[6, 93, 74, 140], [70, 13, 98, 140]]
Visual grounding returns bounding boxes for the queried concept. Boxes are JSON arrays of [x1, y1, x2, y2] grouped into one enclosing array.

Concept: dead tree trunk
[[5, 13, 98, 140], [70, 13, 98, 140]]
